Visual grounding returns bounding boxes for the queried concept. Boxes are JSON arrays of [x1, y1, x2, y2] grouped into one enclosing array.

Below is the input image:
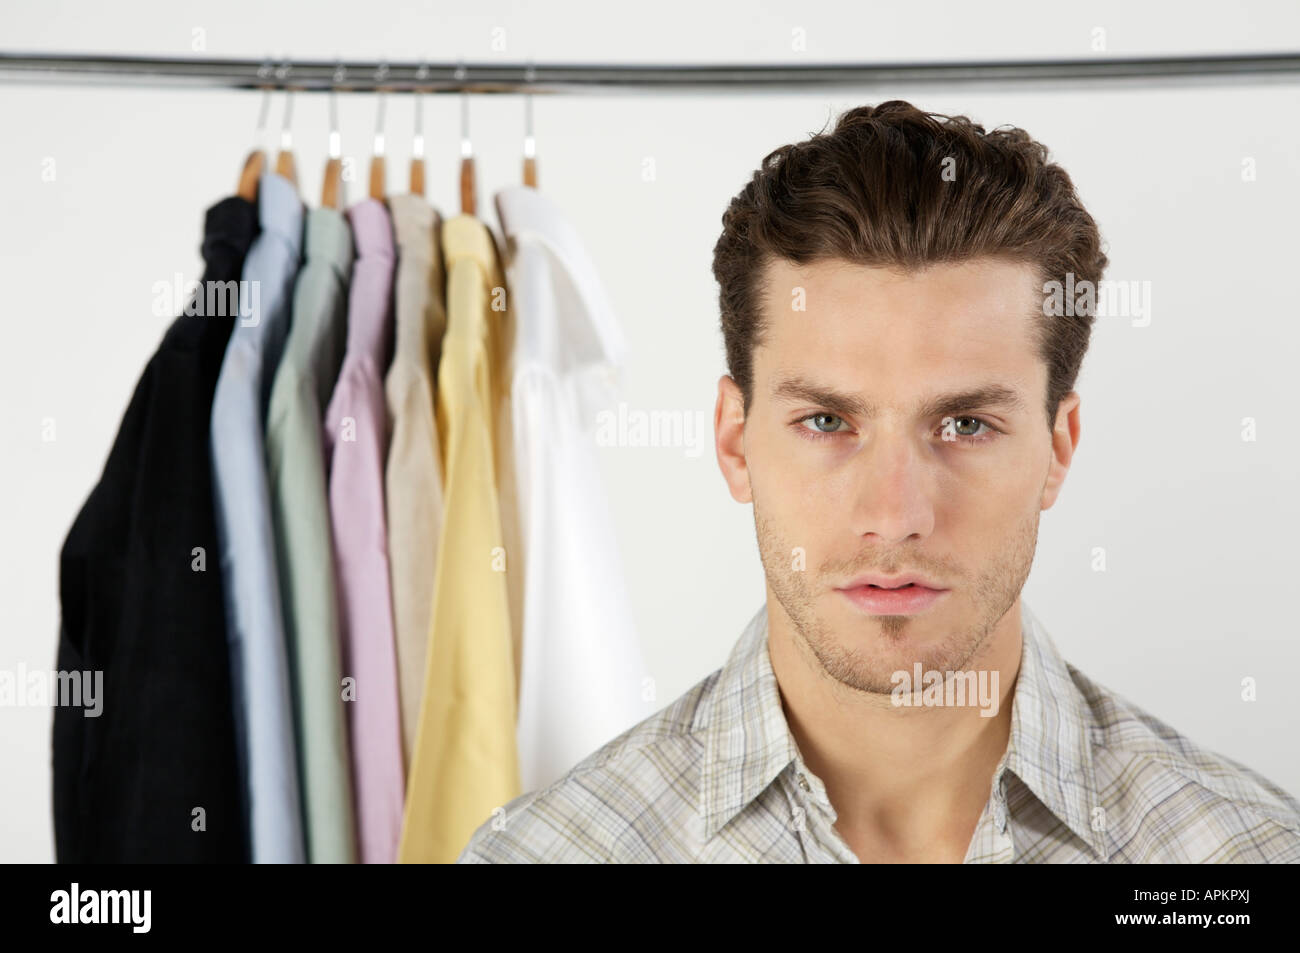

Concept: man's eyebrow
[[769, 377, 1027, 419], [770, 378, 874, 418]]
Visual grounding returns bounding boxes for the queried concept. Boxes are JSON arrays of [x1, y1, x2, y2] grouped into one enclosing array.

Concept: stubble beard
[[754, 500, 1039, 696]]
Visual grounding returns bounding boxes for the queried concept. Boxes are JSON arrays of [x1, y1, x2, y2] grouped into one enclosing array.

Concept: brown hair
[[712, 100, 1108, 429]]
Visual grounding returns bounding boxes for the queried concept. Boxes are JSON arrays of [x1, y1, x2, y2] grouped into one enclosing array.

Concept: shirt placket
[[791, 761, 1018, 864], [790, 763, 859, 864], [964, 769, 1014, 863]]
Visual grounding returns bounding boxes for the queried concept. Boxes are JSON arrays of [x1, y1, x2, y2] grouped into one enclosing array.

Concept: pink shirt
[[324, 198, 405, 863]]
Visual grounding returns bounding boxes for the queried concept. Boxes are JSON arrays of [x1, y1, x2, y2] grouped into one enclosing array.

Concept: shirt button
[[797, 773, 811, 792]]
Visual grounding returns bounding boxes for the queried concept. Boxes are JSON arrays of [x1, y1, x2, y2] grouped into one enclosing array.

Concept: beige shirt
[[383, 194, 447, 765]]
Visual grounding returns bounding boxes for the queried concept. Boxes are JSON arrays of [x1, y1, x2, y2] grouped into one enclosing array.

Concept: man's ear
[[715, 374, 753, 504], [1041, 391, 1081, 511]]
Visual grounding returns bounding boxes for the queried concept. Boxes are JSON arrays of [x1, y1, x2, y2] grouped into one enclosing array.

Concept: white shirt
[[494, 185, 655, 793]]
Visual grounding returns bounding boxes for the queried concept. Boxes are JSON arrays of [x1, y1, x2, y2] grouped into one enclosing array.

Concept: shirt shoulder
[[457, 668, 723, 863], [1068, 662, 1300, 862]]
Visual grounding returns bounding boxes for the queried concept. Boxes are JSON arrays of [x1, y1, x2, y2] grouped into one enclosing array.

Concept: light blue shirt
[[210, 171, 306, 864]]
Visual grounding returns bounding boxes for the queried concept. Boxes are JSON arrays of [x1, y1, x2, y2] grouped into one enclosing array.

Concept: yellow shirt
[[398, 214, 521, 862]]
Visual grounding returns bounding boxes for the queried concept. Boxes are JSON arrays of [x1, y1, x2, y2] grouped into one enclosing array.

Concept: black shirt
[[54, 195, 259, 862]]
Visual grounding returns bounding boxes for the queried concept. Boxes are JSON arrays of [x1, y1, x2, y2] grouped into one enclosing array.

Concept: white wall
[[3, 0, 1298, 862]]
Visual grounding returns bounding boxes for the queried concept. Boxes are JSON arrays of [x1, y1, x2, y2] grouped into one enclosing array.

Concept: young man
[[458, 100, 1300, 863]]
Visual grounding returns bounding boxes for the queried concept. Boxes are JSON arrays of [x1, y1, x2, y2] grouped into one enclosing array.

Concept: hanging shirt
[[210, 171, 306, 863], [489, 226, 525, 705], [265, 205, 357, 864], [54, 194, 257, 862], [459, 601, 1300, 863], [399, 214, 521, 863], [382, 194, 446, 766], [324, 198, 404, 864], [494, 185, 654, 793]]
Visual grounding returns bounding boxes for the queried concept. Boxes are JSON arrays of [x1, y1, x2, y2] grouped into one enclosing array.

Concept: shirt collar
[[256, 171, 304, 255], [697, 605, 800, 840], [387, 193, 439, 259], [347, 197, 395, 263], [493, 185, 627, 370], [202, 195, 258, 264], [1000, 602, 1109, 860], [304, 206, 353, 281], [697, 601, 1109, 860], [441, 212, 489, 266], [344, 199, 395, 358]]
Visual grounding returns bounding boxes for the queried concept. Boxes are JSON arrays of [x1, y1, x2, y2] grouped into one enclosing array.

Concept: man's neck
[[766, 596, 1023, 863]]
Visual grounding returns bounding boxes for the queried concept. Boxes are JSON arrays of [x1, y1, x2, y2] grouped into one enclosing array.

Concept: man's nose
[[846, 427, 936, 545]]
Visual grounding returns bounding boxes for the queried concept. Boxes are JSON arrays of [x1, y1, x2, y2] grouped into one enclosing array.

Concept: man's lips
[[837, 584, 948, 615], [837, 572, 947, 591], [835, 574, 949, 615]]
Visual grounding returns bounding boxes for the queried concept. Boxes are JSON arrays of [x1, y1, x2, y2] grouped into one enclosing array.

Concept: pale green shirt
[[266, 206, 358, 864]]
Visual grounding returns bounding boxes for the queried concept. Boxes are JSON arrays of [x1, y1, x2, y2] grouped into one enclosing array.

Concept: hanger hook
[[456, 59, 471, 158], [253, 56, 273, 148], [373, 60, 388, 158], [413, 58, 429, 160], [276, 59, 293, 153], [329, 59, 344, 159], [524, 58, 536, 160]]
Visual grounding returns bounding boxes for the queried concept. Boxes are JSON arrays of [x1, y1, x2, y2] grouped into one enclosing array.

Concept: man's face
[[716, 255, 1077, 695]]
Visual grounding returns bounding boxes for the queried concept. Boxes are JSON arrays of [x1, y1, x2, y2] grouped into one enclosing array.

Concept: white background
[[2, 0, 1298, 862]]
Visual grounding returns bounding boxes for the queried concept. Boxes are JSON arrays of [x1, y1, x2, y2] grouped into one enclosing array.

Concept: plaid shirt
[[458, 602, 1300, 863]]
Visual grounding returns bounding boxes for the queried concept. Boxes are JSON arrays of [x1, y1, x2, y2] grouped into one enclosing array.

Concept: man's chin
[[820, 605, 966, 670], [829, 596, 949, 641]]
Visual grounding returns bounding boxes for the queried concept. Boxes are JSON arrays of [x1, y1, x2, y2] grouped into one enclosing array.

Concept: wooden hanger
[[320, 101, 342, 208], [410, 155, 425, 197], [460, 156, 475, 215], [236, 67, 279, 201], [321, 155, 342, 209], [459, 88, 475, 215], [369, 85, 387, 200], [274, 72, 298, 191], [238, 150, 265, 201], [522, 65, 537, 188], [410, 88, 426, 196], [237, 85, 275, 201], [362, 63, 388, 201]]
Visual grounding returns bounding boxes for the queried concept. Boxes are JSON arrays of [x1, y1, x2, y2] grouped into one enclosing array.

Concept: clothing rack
[[2, 51, 1300, 93]]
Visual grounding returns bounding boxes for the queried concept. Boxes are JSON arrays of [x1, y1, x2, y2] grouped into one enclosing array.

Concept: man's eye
[[799, 413, 848, 435], [941, 416, 997, 443]]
